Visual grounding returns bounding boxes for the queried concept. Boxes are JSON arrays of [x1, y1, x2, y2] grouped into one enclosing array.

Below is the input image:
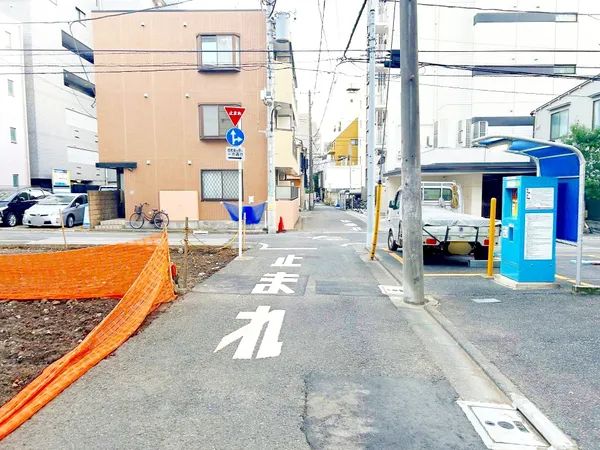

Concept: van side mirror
[[389, 200, 394, 209]]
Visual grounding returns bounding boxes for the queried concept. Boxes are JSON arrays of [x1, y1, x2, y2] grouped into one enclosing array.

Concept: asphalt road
[[377, 225, 600, 449], [2, 206, 485, 449]]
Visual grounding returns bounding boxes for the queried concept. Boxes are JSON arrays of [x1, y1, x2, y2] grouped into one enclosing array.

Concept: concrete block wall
[[89, 191, 119, 228]]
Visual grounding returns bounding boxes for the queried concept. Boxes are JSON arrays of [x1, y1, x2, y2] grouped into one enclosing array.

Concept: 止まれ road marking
[[214, 306, 285, 359], [252, 272, 299, 294], [271, 255, 302, 267]]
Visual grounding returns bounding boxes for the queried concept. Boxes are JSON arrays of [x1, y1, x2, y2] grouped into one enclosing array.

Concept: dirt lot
[[0, 245, 237, 407]]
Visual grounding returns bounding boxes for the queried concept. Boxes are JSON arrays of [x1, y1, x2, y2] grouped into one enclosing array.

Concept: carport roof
[[383, 161, 535, 177]]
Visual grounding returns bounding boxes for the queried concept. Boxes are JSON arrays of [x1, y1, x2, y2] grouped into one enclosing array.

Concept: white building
[[367, 0, 599, 217], [0, 15, 29, 190], [532, 78, 600, 141], [0, 0, 101, 190]]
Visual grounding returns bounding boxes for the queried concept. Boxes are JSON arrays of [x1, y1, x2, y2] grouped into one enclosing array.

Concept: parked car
[[0, 188, 53, 227], [23, 194, 88, 228]]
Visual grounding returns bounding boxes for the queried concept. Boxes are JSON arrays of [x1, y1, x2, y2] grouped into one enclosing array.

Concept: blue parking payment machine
[[500, 176, 558, 283]]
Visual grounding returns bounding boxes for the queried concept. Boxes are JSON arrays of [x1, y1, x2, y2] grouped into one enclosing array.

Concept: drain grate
[[458, 401, 549, 449]]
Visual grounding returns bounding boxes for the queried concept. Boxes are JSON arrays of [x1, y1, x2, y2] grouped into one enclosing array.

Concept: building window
[[10, 127, 16, 143], [5, 31, 11, 49], [62, 31, 94, 64], [7, 79, 14, 96], [76, 7, 86, 23], [199, 104, 240, 138], [197, 34, 241, 70], [550, 109, 569, 140], [12, 174, 18, 188], [556, 13, 578, 22], [64, 70, 96, 98], [593, 99, 600, 129], [201, 170, 241, 201], [433, 121, 439, 148], [350, 139, 358, 146]]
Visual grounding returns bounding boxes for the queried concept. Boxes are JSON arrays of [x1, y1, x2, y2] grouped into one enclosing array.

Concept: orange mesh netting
[[0, 232, 176, 440]]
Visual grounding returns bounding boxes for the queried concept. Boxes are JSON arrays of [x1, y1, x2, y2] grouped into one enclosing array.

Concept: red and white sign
[[224, 106, 246, 128]]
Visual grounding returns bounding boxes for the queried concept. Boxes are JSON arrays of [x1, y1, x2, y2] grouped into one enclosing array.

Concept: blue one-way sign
[[226, 128, 245, 147]]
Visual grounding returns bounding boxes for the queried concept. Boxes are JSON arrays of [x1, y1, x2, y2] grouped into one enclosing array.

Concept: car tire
[[5, 212, 17, 227], [66, 215, 75, 228], [388, 229, 399, 251]]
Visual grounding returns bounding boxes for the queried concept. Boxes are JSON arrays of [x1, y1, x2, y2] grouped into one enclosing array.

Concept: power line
[[342, 0, 368, 61], [0, 48, 368, 54], [313, 0, 328, 93], [0, 0, 197, 26], [382, 1, 600, 17]]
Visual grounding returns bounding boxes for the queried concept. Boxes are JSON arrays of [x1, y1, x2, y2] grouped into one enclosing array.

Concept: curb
[[425, 303, 578, 450]]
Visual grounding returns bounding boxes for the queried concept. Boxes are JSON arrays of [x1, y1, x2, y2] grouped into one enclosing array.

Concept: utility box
[[500, 176, 558, 283]]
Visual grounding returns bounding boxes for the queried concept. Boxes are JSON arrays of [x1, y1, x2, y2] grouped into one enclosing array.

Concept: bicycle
[[129, 202, 170, 229]]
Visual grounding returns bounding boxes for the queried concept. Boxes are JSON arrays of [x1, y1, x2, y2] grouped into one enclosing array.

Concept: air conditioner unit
[[465, 119, 472, 147]]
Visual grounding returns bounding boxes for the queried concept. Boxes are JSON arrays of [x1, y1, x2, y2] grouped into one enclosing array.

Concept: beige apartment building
[[92, 9, 300, 225]]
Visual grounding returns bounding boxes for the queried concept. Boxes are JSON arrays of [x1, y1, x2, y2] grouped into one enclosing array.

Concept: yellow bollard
[[369, 183, 383, 260], [487, 197, 497, 277]]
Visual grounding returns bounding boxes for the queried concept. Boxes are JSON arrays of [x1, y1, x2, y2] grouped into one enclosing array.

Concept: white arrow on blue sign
[[226, 127, 245, 147]]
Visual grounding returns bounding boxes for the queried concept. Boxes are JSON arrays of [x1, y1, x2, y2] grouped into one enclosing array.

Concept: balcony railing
[[276, 185, 299, 200], [376, 126, 384, 146]]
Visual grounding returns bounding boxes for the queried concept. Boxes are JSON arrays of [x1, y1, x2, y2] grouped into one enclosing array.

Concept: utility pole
[[266, 13, 277, 233], [400, 0, 425, 304], [308, 90, 314, 210], [366, 3, 376, 247]]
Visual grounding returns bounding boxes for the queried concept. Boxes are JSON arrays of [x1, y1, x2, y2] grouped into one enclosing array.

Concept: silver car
[[23, 194, 88, 228]]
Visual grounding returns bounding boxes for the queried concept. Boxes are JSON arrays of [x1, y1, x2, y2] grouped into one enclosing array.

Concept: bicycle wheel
[[129, 212, 145, 229], [153, 212, 169, 229]]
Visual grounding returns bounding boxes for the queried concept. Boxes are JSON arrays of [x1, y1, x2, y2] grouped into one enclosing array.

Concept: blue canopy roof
[[475, 136, 585, 244]]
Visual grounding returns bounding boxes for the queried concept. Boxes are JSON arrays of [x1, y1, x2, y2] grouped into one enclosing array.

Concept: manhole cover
[[458, 401, 549, 449]]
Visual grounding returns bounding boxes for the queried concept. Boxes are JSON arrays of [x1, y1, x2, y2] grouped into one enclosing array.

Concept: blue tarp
[[477, 136, 584, 243], [223, 202, 266, 225]]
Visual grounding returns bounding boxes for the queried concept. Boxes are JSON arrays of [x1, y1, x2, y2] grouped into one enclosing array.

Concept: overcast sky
[[177, 0, 368, 143]]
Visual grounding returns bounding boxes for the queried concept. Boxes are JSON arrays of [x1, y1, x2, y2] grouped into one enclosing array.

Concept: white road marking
[[379, 285, 404, 296], [312, 236, 343, 241], [341, 242, 363, 247], [271, 255, 303, 267], [214, 306, 285, 359], [351, 227, 362, 231], [252, 272, 299, 294], [340, 220, 352, 223], [471, 298, 501, 303], [344, 223, 357, 227], [259, 243, 317, 250]]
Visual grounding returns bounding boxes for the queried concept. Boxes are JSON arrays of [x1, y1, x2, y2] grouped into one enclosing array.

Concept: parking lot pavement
[[377, 242, 600, 449]]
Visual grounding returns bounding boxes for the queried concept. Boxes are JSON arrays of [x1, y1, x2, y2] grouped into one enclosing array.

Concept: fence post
[[183, 216, 189, 289], [59, 209, 68, 250]]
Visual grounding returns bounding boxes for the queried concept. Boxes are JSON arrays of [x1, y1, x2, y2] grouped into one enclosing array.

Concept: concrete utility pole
[[266, 14, 277, 233], [400, 0, 425, 304], [308, 90, 314, 210], [366, 3, 376, 247]]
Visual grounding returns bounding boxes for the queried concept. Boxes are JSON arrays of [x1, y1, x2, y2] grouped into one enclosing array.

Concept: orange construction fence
[[0, 232, 176, 440]]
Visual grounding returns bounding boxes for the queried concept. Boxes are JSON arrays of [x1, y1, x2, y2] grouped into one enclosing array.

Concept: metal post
[[59, 209, 67, 250], [366, 4, 376, 247], [576, 157, 586, 286], [308, 90, 314, 210], [238, 159, 243, 257], [266, 15, 277, 233], [400, 0, 425, 304], [487, 197, 497, 277], [183, 216, 189, 288]]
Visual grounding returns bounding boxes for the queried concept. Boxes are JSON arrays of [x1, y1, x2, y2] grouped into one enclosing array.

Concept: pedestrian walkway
[[2, 206, 490, 449]]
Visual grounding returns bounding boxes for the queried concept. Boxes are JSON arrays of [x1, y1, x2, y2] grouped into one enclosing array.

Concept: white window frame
[[201, 170, 242, 201], [593, 99, 600, 130], [10, 127, 17, 143], [550, 109, 569, 140], [197, 34, 241, 70], [5, 31, 11, 49], [199, 104, 241, 139], [7, 79, 14, 96]]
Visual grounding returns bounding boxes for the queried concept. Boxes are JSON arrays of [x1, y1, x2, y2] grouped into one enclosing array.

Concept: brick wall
[[88, 191, 119, 228]]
